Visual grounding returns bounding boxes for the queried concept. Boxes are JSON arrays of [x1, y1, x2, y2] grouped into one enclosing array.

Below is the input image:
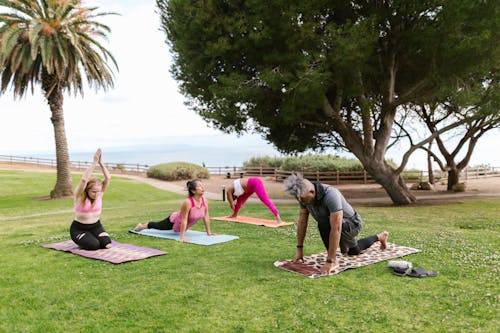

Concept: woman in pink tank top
[[70, 148, 112, 250], [134, 179, 215, 242]]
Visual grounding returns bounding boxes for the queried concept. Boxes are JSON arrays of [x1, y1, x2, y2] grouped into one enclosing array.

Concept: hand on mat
[[207, 232, 218, 236], [180, 236, 190, 243], [320, 259, 338, 275]]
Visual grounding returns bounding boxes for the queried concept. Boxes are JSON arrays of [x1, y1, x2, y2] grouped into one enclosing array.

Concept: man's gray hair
[[284, 173, 311, 198]]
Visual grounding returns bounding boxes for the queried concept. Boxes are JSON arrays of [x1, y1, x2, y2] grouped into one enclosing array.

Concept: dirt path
[[166, 174, 500, 206]]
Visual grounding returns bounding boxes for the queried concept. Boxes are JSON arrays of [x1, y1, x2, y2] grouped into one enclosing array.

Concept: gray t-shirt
[[300, 183, 357, 224]]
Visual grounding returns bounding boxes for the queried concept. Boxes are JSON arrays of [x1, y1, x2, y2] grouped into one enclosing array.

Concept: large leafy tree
[[158, 0, 497, 204], [0, 0, 117, 198], [410, 73, 499, 190]]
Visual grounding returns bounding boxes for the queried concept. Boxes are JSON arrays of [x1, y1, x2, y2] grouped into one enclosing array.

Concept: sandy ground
[[2, 161, 499, 206]]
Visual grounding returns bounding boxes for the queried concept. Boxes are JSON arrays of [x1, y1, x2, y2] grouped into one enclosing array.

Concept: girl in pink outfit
[[226, 177, 283, 225], [134, 179, 215, 242], [70, 148, 112, 250]]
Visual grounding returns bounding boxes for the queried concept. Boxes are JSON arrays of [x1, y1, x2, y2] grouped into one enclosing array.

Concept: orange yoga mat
[[212, 216, 295, 228]]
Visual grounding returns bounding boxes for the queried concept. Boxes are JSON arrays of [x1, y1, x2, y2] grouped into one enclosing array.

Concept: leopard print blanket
[[274, 242, 420, 278]]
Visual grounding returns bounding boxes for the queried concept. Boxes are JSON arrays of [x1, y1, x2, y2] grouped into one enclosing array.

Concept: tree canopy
[[158, 0, 498, 204]]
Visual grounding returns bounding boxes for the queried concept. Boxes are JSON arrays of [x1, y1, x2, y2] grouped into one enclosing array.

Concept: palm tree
[[0, 0, 117, 198]]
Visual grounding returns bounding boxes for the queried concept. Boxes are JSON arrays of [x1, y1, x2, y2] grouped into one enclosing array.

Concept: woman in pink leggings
[[226, 177, 284, 225]]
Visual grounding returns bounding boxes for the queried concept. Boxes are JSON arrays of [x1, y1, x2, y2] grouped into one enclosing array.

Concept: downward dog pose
[[134, 179, 215, 242], [226, 177, 284, 225], [284, 173, 389, 275], [70, 148, 112, 250]]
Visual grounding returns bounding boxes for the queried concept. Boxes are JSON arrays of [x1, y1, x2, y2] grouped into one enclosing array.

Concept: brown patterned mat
[[274, 242, 420, 278]]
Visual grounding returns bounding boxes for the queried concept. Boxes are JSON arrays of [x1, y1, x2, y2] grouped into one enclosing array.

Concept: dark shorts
[[317, 211, 362, 252], [339, 212, 362, 251]]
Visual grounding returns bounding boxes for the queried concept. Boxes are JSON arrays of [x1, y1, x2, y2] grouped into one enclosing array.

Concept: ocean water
[[26, 142, 284, 168]]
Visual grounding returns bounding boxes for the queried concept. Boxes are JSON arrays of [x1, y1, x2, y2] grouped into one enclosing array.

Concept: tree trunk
[[447, 167, 460, 191], [427, 142, 434, 184], [376, 173, 416, 205], [364, 162, 416, 205], [43, 75, 74, 199]]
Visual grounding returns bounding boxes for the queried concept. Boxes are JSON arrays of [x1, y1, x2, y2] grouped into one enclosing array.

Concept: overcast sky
[[0, 1, 498, 169]]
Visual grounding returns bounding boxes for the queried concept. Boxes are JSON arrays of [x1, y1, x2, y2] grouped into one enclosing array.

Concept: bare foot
[[134, 223, 147, 231], [276, 216, 284, 225], [105, 243, 113, 249], [378, 231, 389, 250]]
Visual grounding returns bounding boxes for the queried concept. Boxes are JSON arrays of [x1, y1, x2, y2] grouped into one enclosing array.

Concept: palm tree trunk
[[43, 74, 73, 199]]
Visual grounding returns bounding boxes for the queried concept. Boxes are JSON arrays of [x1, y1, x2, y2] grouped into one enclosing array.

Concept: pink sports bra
[[74, 195, 102, 214]]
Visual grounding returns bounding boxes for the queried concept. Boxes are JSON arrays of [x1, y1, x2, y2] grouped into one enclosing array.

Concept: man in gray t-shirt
[[284, 173, 389, 275]]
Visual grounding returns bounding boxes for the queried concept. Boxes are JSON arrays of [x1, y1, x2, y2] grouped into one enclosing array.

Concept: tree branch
[[396, 117, 470, 174]]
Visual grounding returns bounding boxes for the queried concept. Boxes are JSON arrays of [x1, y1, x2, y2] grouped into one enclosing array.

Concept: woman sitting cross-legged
[[70, 148, 112, 250], [134, 179, 215, 243]]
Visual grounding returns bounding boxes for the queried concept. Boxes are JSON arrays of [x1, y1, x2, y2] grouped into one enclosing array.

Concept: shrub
[[244, 154, 365, 171], [147, 162, 210, 181], [243, 156, 283, 168]]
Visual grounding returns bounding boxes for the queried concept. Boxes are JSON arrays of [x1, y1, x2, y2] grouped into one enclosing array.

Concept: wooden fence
[[1, 154, 498, 183], [244, 167, 418, 184], [0, 155, 149, 174], [243, 166, 500, 184]]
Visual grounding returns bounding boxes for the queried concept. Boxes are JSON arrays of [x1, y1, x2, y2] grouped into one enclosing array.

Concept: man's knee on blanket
[[347, 246, 361, 255]]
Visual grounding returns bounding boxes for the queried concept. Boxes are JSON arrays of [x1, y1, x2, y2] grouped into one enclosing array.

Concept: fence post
[[336, 171, 339, 184], [363, 171, 367, 184]]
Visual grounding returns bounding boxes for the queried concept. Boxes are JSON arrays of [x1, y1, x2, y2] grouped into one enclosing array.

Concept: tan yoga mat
[[212, 215, 295, 228], [274, 242, 420, 278]]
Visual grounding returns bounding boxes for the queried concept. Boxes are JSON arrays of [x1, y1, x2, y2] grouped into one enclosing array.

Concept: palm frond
[[1, 25, 24, 57], [0, 0, 118, 97]]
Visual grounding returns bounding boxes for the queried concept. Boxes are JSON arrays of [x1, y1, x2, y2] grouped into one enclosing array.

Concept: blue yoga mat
[[129, 229, 239, 246]]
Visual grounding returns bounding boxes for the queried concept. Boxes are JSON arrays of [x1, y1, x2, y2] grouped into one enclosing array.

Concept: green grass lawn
[[0, 170, 498, 332]]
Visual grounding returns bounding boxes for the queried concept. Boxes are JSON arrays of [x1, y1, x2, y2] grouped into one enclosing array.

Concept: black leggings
[[318, 220, 378, 255], [343, 235, 379, 255], [147, 215, 174, 230], [70, 220, 111, 250]]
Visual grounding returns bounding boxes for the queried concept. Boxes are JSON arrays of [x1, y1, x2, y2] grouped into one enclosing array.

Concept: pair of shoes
[[388, 260, 438, 278], [388, 260, 412, 276], [405, 267, 438, 278]]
